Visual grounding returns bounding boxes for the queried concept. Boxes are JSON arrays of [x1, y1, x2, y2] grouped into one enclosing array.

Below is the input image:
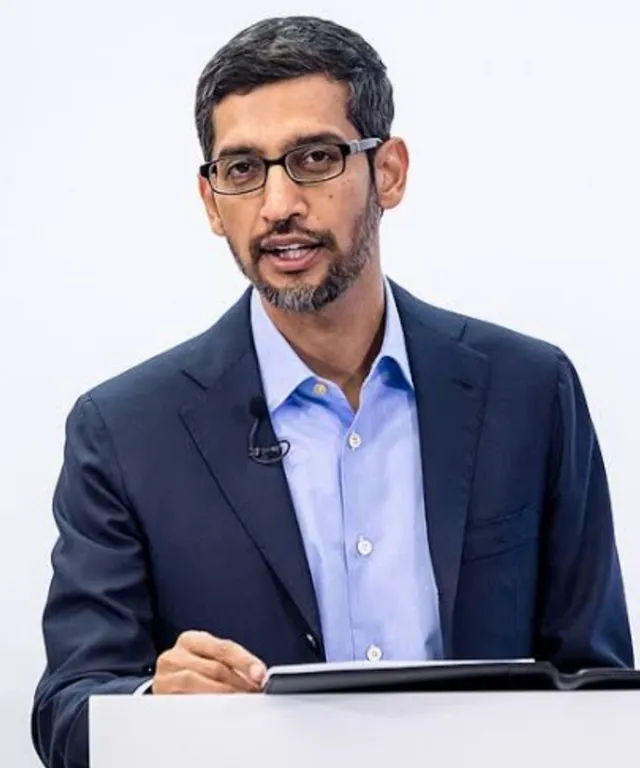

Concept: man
[[32, 14, 633, 768]]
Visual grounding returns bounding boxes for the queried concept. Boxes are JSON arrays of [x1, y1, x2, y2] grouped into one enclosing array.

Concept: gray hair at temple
[[194, 16, 395, 162]]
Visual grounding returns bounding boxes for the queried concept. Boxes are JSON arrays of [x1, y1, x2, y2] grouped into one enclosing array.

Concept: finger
[[179, 632, 267, 684], [162, 648, 259, 692], [156, 669, 237, 695]]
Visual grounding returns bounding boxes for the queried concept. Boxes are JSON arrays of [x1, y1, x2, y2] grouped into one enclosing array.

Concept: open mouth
[[261, 243, 325, 272]]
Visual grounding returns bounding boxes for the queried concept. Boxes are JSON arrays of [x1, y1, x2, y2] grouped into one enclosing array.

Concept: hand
[[152, 631, 267, 694]]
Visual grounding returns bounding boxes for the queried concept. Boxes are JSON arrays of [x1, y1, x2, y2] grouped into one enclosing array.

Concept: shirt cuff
[[133, 678, 154, 695]]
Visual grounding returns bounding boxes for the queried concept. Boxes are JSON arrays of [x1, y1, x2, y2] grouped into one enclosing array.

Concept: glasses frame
[[199, 137, 383, 196]]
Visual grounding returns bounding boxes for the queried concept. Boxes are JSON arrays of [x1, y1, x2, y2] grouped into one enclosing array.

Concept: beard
[[227, 186, 381, 313]]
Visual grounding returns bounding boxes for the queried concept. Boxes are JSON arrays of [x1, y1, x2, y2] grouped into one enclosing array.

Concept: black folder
[[262, 660, 640, 694]]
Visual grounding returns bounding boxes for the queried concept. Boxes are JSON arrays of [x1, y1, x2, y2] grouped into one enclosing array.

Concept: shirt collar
[[250, 278, 414, 414]]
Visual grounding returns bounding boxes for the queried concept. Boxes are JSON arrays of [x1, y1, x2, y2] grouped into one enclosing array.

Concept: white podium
[[90, 690, 640, 767]]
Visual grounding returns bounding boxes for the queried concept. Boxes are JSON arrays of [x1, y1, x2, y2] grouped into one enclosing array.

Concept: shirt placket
[[339, 387, 384, 663]]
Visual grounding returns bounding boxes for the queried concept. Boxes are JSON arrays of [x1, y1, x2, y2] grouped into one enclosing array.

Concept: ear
[[373, 137, 409, 211], [198, 176, 225, 237]]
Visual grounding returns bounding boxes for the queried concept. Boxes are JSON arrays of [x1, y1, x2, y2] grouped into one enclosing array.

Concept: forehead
[[211, 74, 357, 156]]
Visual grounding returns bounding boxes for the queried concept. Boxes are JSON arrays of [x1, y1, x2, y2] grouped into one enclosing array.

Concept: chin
[[258, 261, 328, 288]]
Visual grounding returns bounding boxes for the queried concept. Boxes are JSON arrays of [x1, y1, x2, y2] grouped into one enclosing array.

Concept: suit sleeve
[[534, 351, 634, 670], [31, 394, 157, 768]]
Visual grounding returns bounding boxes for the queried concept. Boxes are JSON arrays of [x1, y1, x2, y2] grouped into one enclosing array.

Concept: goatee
[[228, 187, 381, 313]]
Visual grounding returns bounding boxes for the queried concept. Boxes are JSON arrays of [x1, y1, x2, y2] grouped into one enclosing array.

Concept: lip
[[264, 245, 324, 273], [260, 236, 321, 251]]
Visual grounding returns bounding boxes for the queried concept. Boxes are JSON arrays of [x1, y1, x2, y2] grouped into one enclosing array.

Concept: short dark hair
[[194, 16, 395, 161]]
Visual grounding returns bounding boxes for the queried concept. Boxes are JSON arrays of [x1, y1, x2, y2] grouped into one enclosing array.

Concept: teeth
[[274, 244, 313, 251], [270, 244, 317, 259]]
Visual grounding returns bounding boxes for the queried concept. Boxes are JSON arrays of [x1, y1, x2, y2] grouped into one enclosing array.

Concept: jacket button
[[306, 633, 319, 651]]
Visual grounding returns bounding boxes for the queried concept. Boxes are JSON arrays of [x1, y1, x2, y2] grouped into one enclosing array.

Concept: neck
[[261, 263, 386, 406]]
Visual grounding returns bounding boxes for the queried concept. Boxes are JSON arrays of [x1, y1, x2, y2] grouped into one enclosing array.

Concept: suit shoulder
[[461, 312, 562, 366], [83, 326, 214, 411], [76, 291, 251, 419], [415, 300, 569, 404], [411, 294, 565, 374], [394, 282, 563, 365]]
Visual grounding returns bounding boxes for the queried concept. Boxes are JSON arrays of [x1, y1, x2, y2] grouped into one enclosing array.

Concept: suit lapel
[[178, 292, 322, 645], [393, 283, 490, 657]]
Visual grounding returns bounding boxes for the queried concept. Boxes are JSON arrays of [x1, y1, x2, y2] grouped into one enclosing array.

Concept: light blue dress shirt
[[250, 279, 443, 663]]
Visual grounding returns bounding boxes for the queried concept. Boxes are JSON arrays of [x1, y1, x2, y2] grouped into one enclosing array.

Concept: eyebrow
[[214, 131, 347, 160]]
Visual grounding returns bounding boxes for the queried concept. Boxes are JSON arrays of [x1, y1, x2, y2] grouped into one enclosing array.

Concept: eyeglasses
[[199, 138, 382, 195]]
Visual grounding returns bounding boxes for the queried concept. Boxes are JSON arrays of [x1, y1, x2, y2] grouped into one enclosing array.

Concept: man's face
[[200, 74, 382, 313]]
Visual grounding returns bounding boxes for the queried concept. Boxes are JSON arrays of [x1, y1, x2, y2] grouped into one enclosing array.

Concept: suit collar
[[180, 280, 489, 657], [179, 290, 254, 391]]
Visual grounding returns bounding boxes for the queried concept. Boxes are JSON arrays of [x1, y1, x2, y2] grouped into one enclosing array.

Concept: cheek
[[219, 204, 257, 245], [319, 177, 361, 215], [321, 179, 368, 239]]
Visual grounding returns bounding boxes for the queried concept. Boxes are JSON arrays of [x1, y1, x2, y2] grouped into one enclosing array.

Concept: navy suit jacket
[[32, 281, 633, 767]]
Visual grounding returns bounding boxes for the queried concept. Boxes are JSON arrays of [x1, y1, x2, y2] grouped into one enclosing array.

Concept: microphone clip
[[248, 396, 291, 465]]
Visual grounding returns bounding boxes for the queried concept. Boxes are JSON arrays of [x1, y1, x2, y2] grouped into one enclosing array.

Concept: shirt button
[[313, 382, 327, 396], [357, 537, 373, 557], [366, 645, 383, 662], [348, 432, 362, 450]]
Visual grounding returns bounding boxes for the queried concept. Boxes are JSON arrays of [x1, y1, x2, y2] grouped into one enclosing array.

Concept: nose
[[259, 165, 308, 223]]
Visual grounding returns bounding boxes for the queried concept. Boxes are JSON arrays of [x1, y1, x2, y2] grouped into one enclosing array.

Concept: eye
[[227, 160, 257, 177], [290, 145, 342, 177], [219, 156, 262, 181], [299, 147, 337, 167], [306, 149, 332, 164]]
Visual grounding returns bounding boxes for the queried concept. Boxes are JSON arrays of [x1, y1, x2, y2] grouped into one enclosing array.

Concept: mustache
[[250, 224, 337, 263]]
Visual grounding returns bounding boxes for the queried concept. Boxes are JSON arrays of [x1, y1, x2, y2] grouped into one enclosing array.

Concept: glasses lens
[[213, 155, 265, 193], [287, 143, 344, 182]]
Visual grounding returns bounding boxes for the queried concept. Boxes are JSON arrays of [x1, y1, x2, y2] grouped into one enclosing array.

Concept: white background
[[1, 1, 639, 765]]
